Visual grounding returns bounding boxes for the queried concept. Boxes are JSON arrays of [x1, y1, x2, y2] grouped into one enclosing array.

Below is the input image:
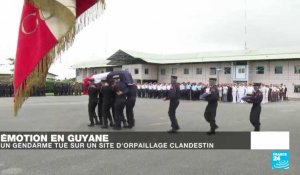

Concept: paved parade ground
[[0, 96, 299, 175]]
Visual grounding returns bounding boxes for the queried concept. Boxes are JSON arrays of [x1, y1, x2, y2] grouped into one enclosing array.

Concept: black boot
[[101, 125, 109, 129], [99, 119, 103, 125], [95, 119, 100, 125], [113, 126, 122, 130], [167, 127, 179, 133], [88, 123, 94, 127], [123, 121, 128, 128], [110, 122, 115, 127], [124, 125, 133, 129], [254, 126, 260, 131], [206, 125, 218, 135], [206, 129, 215, 135]]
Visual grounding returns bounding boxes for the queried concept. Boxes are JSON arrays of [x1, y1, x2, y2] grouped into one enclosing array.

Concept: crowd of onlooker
[[1, 80, 288, 103], [53, 82, 82, 96], [0, 83, 13, 97], [0, 82, 84, 97], [136, 82, 288, 103]]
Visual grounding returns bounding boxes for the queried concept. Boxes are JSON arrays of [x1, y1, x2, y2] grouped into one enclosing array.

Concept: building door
[[232, 61, 248, 82], [235, 65, 247, 80]]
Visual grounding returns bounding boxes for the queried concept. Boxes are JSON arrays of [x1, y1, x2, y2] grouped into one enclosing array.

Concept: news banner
[[0, 132, 289, 150]]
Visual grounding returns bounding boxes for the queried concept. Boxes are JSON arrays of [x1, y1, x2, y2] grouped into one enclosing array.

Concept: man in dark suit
[[163, 76, 180, 133], [242, 86, 263, 131], [203, 80, 219, 135]]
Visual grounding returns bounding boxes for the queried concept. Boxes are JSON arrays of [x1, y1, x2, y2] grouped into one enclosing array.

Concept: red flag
[[14, 0, 105, 115], [82, 74, 94, 95]]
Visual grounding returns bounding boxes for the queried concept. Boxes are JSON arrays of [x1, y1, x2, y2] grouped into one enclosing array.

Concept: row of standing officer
[[137, 82, 204, 100], [0, 83, 13, 97], [54, 82, 82, 96], [0, 83, 45, 97]]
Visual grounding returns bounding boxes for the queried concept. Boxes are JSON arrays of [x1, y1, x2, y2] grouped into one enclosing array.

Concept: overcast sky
[[1, 0, 300, 79]]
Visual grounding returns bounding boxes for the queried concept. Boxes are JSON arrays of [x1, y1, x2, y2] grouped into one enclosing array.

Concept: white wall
[[249, 60, 300, 98], [122, 64, 158, 81], [158, 63, 233, 84]]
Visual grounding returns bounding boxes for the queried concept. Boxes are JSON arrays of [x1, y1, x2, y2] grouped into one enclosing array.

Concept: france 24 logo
[[271, 151, 290, 170]]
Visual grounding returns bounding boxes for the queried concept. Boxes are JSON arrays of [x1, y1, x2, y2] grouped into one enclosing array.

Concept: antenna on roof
[[105, 31, 108, 57], [244, 0, 248, 50]]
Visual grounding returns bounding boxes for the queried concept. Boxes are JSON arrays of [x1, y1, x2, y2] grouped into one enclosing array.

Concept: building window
[[106, 67, 113, 72], [145, 68, 149, 74], [295, 65, 300, 74], [184, 68, 189, 75], [224, 67, 231, 74], [256, 66, 264, 74], [160, 68, 166, 75], [275, 66, 283, 74], [134, 68, 139, 74], [238, 67, 245, 73], [101, 70, 104, 73], [76, 69, 80, 76], [196, 68, 202, 75], [171, 68, 177, 75], [83, 69, 87, 77], [295, 85, 300, 93], [88, 69, 93, 74], [210, 67, 216, 75]]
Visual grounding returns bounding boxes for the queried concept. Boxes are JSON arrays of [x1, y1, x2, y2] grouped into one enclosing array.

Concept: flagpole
[[244, 0, 248, 50]]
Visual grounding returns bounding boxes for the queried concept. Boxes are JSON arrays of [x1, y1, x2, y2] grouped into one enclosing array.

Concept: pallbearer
[[97, 83, 103, 125], [112, 75, 128, 130], [100, 79, 115, 128], [87, 78, 100, 127], [242, 86, 263, 131], [126, 82, 137, 128], [163, 76, 180, 133]]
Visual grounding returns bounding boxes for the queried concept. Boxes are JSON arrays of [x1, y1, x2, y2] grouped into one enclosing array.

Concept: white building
[[73, 48, 300, 98], [46, 73, 58, 81], [0, 61, 13, 82]]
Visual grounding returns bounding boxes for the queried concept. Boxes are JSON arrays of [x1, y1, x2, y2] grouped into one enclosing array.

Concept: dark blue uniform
[[88, 84, 99, 126], [113, 81, 128, 129], [243, 90, 263, 131], [164, 83, 180, 132], [204, 85, 219, 135], [125, 85, 137, 128], [101, 83, 115, 128]]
